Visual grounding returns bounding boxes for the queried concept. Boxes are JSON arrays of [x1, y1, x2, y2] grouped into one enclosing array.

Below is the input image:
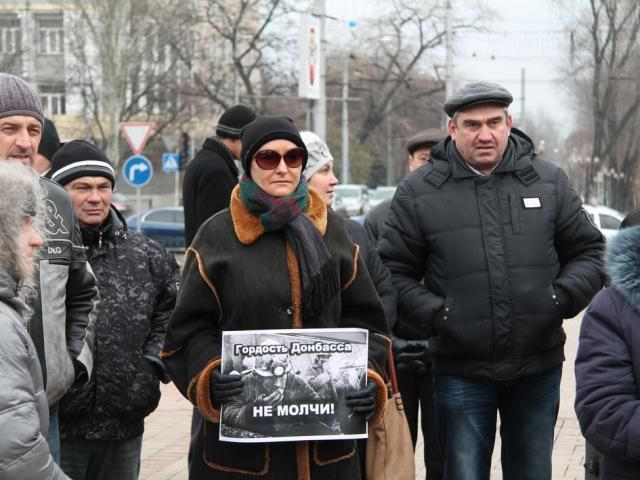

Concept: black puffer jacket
[[379, 129, 605, 380], [59, 208, 179, 440]]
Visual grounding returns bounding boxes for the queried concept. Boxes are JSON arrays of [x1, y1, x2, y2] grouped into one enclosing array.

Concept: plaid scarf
[[239, 175, 339, 319]]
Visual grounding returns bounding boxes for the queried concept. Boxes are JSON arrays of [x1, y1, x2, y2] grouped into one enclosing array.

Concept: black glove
[[210, 369, 244, 405], [393, 338, 430, 374], [345, 381, 378, 421]]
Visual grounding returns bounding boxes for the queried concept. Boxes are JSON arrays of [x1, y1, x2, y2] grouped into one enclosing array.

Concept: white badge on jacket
[[522, 197, 541, 209]]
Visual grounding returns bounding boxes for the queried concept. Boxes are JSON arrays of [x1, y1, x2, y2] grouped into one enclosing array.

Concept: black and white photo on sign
[[220, 328, 368, 443]]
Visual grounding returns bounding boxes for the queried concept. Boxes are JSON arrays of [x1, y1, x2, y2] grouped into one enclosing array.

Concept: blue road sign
[[162, 152, 180, 174], [122, 155, 153, 188]]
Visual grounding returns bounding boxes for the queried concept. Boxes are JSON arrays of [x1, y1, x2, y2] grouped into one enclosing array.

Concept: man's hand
[[345, 381, 378, 420], [393, 338, 430, 374], [210, 369, 244, 405], [256, 388, 285, 406]]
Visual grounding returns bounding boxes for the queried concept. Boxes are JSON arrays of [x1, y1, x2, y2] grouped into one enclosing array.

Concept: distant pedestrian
[[575, 208, 640, 479], [48, 140, 180, 480], [34, 117, 61, 175], [183, 104, 257, 245], [379, 81, 605, 479], [0, 160, 69, 479], [364, 127, 448, 480]]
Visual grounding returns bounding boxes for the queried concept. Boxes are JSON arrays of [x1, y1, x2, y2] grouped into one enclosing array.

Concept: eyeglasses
[[254, 147, 305, 170]]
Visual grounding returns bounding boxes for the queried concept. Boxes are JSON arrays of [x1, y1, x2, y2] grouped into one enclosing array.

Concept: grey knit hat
[[301, 131, 334, 181], [0, 73, 44, 125]]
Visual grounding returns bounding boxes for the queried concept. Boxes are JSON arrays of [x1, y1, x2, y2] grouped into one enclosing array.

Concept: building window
[[0, 27, 20, 54], [41, 86, 66, 115], [39, 28, 63, 54], [37, 16, 63, 54]]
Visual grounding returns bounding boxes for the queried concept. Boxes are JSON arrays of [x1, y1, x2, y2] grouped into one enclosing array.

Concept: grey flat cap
[[444, 81, 513, 117], [406, 128, 448, 154]]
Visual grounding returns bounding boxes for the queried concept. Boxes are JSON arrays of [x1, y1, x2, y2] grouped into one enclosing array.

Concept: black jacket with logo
[[29, 178, 98, 409], [379, 129, 605, 380]]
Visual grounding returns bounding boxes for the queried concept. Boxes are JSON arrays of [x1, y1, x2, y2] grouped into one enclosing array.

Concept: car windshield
[[371, 188, 395, 200], [335, 187, 361, 198], [145, 209, 183, 224]]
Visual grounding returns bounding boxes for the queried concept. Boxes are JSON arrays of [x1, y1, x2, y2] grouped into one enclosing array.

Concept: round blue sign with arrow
[[122, 155, 153, 188]]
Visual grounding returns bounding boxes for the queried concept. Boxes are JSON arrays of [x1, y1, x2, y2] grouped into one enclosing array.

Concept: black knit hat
[[48, 140, 115, 188], [0, 73, 44, 125], [216, 104, 257, 139], [240, 115, 308, 177], [38, 118, 61, 161]]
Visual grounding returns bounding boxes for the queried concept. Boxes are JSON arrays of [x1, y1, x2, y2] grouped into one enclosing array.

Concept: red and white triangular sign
[[119, 122, 155, 155]]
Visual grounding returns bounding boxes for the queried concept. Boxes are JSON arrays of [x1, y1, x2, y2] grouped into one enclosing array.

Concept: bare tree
[[63, 0, 193, 166], [163, 0, 297, 114], [565, 0, 640, 208]]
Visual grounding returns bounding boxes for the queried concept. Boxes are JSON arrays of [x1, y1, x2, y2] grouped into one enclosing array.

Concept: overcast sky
[[324, 0, 577, 134]]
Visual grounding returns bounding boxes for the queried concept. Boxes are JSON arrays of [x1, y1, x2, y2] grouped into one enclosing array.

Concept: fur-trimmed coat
[[575, 225, 640, 479], [162, 187, 390, 480]]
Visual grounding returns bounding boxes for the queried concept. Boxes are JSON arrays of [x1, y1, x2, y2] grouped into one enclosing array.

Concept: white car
[[582, 204, 625, 240], [334, 184, 370, 216], [368, 186, 397, 209]]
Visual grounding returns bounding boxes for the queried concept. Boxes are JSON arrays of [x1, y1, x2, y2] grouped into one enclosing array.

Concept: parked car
[[127, 206, 185, 250], [582, 204, 624, 240], [334, 184, 370, 216], [368, 186, 397, 209]]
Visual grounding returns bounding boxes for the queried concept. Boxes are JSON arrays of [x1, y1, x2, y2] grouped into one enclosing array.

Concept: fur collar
[[606, 225, 640, 309], [229, 185, 328, 245]]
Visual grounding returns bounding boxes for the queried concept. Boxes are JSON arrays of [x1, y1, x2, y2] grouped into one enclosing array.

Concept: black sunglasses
[[254, 147, 305, 170]]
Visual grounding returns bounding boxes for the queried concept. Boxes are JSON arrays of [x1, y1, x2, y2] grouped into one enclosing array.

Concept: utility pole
[[386, 100, 393, 185], [520, 68, 526, 125], [444, 0, 454, 126], [341, 57, 349, 184], [312, 0, 327, 141]]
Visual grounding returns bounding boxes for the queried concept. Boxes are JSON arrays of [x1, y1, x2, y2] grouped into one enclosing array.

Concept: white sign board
[[298, 14, 321, 100], [220, 328, 368, 443], [119, 122, 155, 155]]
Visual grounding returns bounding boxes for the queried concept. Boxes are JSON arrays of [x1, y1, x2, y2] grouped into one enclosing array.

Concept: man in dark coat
[[378, 81, 605, 479], [364, 127, 447, 480], [182, 104, 257, 245], [48, 141, 179, 480]]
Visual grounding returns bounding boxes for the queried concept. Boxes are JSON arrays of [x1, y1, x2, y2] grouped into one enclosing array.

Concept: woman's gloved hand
[[345, 381, 378, 420], [210, 369, 244, 405]]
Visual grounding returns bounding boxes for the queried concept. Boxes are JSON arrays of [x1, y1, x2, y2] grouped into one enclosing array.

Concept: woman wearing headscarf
[[0, 161, 69, 479], [162, 116, 390, 479]]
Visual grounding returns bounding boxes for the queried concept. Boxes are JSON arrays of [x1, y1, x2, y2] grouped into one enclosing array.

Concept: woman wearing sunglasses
[[162, 115, 390, 480]]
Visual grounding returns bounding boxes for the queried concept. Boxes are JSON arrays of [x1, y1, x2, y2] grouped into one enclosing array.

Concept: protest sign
[[220, 328, 368, 443]]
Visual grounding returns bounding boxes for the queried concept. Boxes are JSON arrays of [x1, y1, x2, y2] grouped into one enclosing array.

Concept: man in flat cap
[[364, 126, 447, 480], [379, 81, 605, 479], [182, 104, 257, 246]]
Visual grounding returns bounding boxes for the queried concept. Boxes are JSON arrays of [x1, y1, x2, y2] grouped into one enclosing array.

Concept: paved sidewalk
[[140, 314, 587, 479]]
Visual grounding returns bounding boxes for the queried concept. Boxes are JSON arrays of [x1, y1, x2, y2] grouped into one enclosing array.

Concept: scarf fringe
[[302, 259, 340, 319]]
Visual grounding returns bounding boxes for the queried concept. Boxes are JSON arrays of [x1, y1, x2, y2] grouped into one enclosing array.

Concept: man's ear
[[447, 118, 457, 140]]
